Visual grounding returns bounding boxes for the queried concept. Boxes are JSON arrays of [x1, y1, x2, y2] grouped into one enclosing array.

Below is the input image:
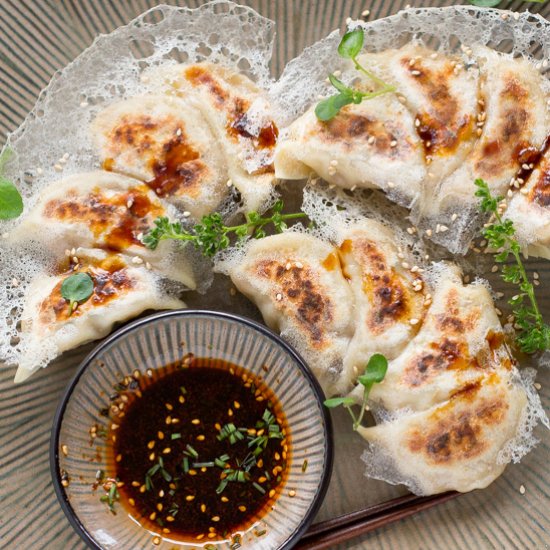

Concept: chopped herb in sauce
[[105, 356, 289, 541]]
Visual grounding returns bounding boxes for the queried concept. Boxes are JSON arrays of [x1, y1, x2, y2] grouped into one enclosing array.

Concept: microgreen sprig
[[60, 272, 94, 315], [475, 178, 550, 353], [142, 200, 307, 257], [324, 354, 388, 430], [315, 28, 395, 121], [0, 148, 23, 221], [100, 480, 120, 513]]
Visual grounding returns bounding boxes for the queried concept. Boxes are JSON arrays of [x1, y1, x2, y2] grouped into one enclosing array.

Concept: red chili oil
[[105, 355, 290, 543]]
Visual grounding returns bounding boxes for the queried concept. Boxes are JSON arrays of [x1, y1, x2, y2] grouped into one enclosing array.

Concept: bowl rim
[[50, 309, 334, 550]]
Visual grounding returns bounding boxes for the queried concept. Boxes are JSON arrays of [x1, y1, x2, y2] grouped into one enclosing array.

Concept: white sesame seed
[[401, 262, 410, 269], [70, 248, 76, 256], [36, 167, 43, 175], [140, 75, 150, 83], [361, 9, 370, 16], [79, 100, 89, 107], [126, 198, 134, 209], [425, 229, 433, 237], [410, 266, 419, 273], [346, 17, 352, 25], [333, 70, 342, 77], [387, 181, 395, 188], [329, 159, 338, 167], [519, 484, 525, 494], [520, 188, 528, 195], [439, 225, 449, 233], [534, 272, 539, 280], [397, 252, 405, 259], [450, 213, 458, 222], [72, 256, 79, 264], [491, 265, 499, 273], [183, 211, 191, 217], [285, 262, 291, 270], [411, 70, 421, 76], [415, 118, 420, 127], [435, 224, 441, 234], [367, 136, 375, 145], [11, 278, 19, 287], [397, 95, 407, 103], [496, 292, 505, 299], [495, 308, 502, 316], [534, 280, 540, 286], [390, 140, 398, 147], [132, 257, 144, 265], [409, 318, 419, 325], [276, 293, 283, 301], [54, 164, 63, 172], [145, 262, 152, 270], [350, 185, 357, 191], [295, 262, 303, 269], [534, 382, 542, 390], [507, 189, 514, 198], [501, 13, 509, 20], [226, 179, 233, 187], [406, 227, 414, 235], [513, 12, 520, 20], [329, 184, 336, 189], [430, 52, 438, 59], [176, 128, 182, 136], [328, 167, 336, 176], [424, 254, 430, 260]]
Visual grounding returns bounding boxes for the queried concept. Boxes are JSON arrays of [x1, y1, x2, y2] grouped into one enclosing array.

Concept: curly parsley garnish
[[324, 354, 388, 430], [315, 28, 395, 121], [475, 178, 550, 353], [143, 200, 307, 257]]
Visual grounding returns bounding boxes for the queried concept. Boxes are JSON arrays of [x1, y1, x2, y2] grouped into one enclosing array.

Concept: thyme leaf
[[475, 178, 550, 353]]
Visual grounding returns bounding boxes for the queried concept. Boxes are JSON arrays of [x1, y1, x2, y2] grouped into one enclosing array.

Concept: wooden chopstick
[[297, 491, 459, 549]]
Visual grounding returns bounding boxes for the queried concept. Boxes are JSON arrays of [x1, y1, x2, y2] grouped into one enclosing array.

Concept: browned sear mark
[[340, 239, 415, 335], [44, 186, 163, 250], [40, 263, 135, 322], [402, 58, 474, 157], [254, 260, 333, 348], [407, 387, 508, 464]]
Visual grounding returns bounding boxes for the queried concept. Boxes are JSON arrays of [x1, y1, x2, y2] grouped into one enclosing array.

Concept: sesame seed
[[451, 213, 458, 221], [54, 164, 63, 172], [501, 13, 509, 20], [491, 265, 499, 273], [226, 179, 233, 187], [221, 496, 229, 502], [162, 447, 171, 454], [513, 12, 520, 20], [157, 431, 164, 439], [534, 272, 539, 280], [415, 118, 420, 127], [11, 278, 19, 287], [425, 229, 433, 237], [362, 9, 370, 16], [149, 512, 157, 520], [196, 534, 205, 540], [327, 167, 336, 176], [367, 136, 375, 145], [196, 435, 205, 441], [439, 225, 449, 233], [329, 159, 338, 167], [519, 484, 526, 494], [289, 490, 296, 497], [211, 516, 220, 522], [157, 503, 163, 512], [387, 181, 395, 188], [132, 256, 143, 265], [201, 504, 207, 513], [61, 444, 69, 456], [276, 293, 283, 301], [534, 382, 542, 390], [409, 318, 419, 325], [191, 418, 200, 425], [390, 140, 398, 147], [269, 489, 276, 498], [401, 262, 410, 269], [152, 536, 161, 546], [149, 452, 155, 461], [183, 211, 191, 217], [411, 70, 421, 76], [36, 167, 43, 175], [239, 505, 247, 512]]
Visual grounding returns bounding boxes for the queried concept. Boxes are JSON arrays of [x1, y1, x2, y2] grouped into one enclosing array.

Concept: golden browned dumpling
[[274, 93, 426, 208], [337, 221, 427, 379], [15, 249, 185, 382], [225, 232, 355, 395], [91, 95, 229, 218], [10, 171, 196, 289], [359, 370, 527, 494], [146, 62, 278, 212]]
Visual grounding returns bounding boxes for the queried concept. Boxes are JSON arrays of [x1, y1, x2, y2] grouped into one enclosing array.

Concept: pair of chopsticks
[[297, 491, 460, 549]]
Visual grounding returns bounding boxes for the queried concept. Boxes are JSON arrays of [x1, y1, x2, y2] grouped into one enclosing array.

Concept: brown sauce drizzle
[[105, 357, 290, 543]]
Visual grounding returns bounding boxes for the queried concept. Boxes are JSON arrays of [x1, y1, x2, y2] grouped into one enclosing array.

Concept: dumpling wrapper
[[364, 264, 513, 412], [15, 249, 185, 382], [337, 221, 426, 382], [357, 43, 479, 183], [91, 95, 229, 219], [506, 144, 550, 259], [274, 93, 426, 208], [431, 46, 548, 216], [359, 370, 527, 494], [9, 171, 196, 289], [226, 232, 355, 395], [145, 62, 278, 212]]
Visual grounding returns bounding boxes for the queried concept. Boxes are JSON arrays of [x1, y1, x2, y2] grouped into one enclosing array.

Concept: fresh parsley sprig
[[475, 178, 550, 353], [142, 200, 307, 257], [315, 28, 395, 121], [0, 148, 23, 220], [324, 354, 388, 430]]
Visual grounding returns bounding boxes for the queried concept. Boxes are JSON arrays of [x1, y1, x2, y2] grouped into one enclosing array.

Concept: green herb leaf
[[0, 178, 23, 220], [323, 396, 355, 408], [358, 353, 388, 387], [143, 202, 307, 258], [60, 272, 94, 315], [338, 28, 364, 59], [467, 0, 501, 6], [315, 93, 355, 121]]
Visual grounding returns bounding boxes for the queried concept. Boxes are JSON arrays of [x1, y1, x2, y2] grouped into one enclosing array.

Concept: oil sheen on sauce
[[106, 355, 290, 543]]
